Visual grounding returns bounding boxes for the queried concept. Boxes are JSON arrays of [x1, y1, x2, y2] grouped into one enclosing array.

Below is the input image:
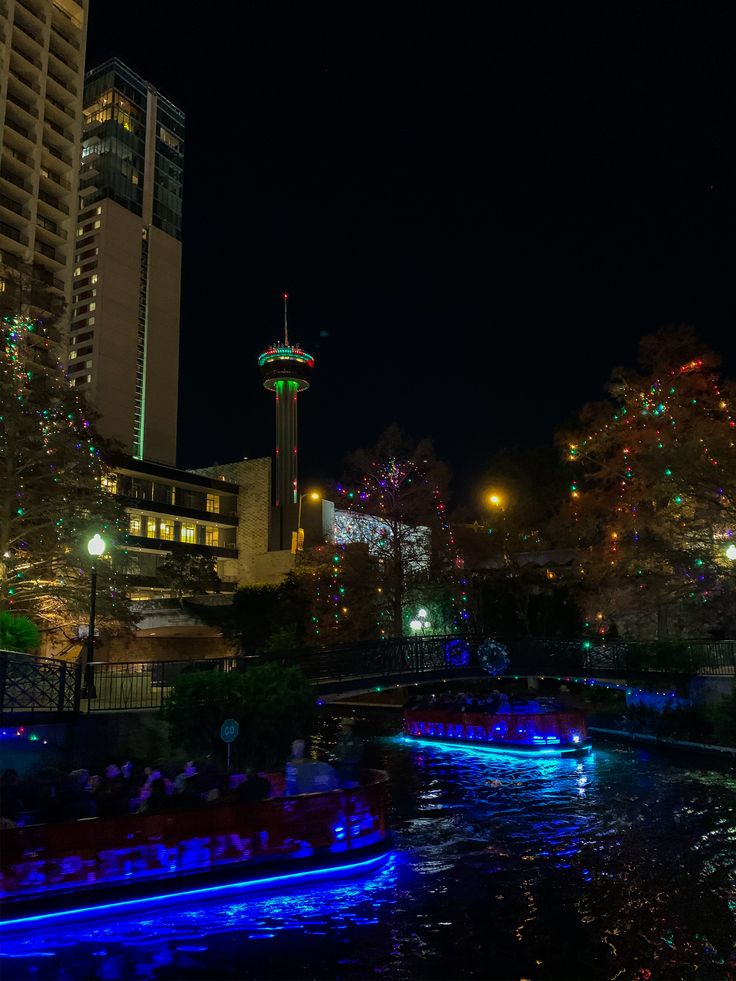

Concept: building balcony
[[0, 192, 30, 221], [1, 143, 34, 176], [10, 41, 42, 72], [35, 218, 66, 245], [37, 189, 69, 218], [47, 43, 78, 75], [50, 19, 80, 53], [42, 117, 74, 145], [125, 535, 238, 560], [8, 65, 41, 97], [38, 167, 71, 194], [16, 0, 46, 27], [0, 168, 33, 196], [12, 19, 43, 49], [45, 46, 77, 82], [3, 115, 36, 151], [46, 68, 76, 99], [0, 220, 27, 246]]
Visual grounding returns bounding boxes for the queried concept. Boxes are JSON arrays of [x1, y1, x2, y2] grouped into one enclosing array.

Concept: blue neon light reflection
[[402, 734, 591, 758], [0, 853, 391, 929]]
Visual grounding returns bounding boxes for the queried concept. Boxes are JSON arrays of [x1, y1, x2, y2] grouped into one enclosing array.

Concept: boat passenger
[[233, 769, 272, 802], [285, 739, 339, 795], [495, 693, 512, 713], [335, 720, 363, 788]]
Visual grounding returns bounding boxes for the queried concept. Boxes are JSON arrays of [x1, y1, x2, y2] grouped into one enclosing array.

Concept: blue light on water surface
[[0, 852, 392, 931], [401, 733, 592, 757]]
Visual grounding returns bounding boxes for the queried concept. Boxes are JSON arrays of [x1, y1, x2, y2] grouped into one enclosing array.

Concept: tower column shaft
[[274, 379, 299, 508]]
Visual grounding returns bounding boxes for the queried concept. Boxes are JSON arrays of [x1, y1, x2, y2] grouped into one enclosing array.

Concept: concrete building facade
[[69, 58, 183, 465], [0, 0, 89, 326]]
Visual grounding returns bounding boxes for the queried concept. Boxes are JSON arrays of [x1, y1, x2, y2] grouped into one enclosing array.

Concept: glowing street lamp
[[83, 533, 106, 700], [410, 608, 431, 634], [295, 491, 321, 553]]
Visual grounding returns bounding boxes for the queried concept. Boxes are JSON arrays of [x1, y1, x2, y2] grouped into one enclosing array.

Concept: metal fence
[[1, 636, 734, 720], [0, 651, 80, 718], [83, 657, 238, 712]]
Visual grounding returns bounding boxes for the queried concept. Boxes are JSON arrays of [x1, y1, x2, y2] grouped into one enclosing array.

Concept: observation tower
[[258, 294, 315, 540]]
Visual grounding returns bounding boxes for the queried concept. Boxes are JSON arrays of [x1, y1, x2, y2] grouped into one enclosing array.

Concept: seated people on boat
[[285, 740, 339, 795]]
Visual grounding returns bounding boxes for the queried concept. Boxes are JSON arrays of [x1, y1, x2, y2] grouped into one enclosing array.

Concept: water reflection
[[2, 714, 735, 980]]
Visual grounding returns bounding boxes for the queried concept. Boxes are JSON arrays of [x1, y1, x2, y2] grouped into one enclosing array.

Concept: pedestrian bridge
[[1, 636, 734, 724]]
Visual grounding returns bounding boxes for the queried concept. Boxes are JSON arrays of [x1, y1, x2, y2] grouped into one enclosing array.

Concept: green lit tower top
[[258, 294, 315, 510]]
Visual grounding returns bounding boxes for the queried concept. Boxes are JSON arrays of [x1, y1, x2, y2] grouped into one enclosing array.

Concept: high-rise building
[[0, 0, 89, 344], [70, 57, 184, 465]]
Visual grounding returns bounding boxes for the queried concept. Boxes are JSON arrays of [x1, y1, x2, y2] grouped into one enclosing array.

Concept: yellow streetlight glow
[[487, 492, 505, 508]]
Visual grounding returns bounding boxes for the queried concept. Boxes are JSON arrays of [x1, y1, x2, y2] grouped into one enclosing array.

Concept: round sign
[[220, 719, 239, 743]]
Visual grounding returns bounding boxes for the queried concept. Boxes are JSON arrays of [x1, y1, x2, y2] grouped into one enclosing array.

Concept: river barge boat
[[0, 769, 391, 926], [404, 707, 592, 756]]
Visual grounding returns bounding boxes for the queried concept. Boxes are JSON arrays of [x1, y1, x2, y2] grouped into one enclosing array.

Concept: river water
[[2, 710, 735, 981]]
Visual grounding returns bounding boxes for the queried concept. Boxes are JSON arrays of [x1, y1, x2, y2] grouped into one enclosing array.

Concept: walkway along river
[[1, 709, 735, 980]]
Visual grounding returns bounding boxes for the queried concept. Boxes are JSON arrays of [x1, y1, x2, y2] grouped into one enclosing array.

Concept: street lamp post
[[294, 491, 321, 553], [486, 490, 510, 565], [83, 533, 106, 700]]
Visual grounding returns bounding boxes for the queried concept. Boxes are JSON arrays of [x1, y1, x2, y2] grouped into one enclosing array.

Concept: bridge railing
[[581, 639, 736, 676], [83, 657, 238, 712], [0, 651, 80, 718], [1, 637, 733, 720]]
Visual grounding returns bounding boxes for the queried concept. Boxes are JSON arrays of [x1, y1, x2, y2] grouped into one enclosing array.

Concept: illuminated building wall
[[0, 0, 89, 342], [68, 58, 183, 465]]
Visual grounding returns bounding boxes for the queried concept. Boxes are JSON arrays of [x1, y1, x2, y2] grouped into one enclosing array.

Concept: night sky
[[85, 2, 736, 508]]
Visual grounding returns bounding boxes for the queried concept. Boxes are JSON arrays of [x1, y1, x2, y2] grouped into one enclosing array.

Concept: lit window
[[74, 266, 81, 276], [91, 274, 98, 284], [205, 526, 219, 546], [89, 302, 96, 311], [69, 378, 76, 387], [96, 206, 102, 215], [0, 280, 5, 293], [88, 317, 95, 325], [180, 523, 196, 544], [129, 515, 141, 535], [206, 494, 220, 514], [101, 474, 117, 494], [159, 520, 174, 541], [146, 517, 156, 539], [68, 350, 77, 360]]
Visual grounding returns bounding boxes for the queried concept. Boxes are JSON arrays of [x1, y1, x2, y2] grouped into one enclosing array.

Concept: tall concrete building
[[69, 58, 184, 465], [0, 0, 89, 337]]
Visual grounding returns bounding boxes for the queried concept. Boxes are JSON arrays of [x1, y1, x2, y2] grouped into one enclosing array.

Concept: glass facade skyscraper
[[68, 58, 184, 465], [80, 59, 183, 239]]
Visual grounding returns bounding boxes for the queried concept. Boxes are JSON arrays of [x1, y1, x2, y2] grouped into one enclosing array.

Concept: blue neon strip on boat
[[402, 734, 591, 757], [0, 852, 391, 929]]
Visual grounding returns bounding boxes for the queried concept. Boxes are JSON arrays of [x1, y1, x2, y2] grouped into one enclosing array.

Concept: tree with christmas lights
[[0, 279, 130, 636], [335, 426, 467, 637], [557, 327, 736, 639]]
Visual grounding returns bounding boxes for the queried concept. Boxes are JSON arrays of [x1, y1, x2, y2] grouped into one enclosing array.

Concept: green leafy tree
[[161, 662, 316, 769], [225, 572, 310, 655], [0, 271, 131, 632], [557, 327, 736, 639], [0, 611, 40, 652], [156, 552, 219, 601]]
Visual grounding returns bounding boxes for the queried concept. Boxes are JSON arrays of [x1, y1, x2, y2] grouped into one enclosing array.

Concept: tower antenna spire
[[283, 292, 289, 346]]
